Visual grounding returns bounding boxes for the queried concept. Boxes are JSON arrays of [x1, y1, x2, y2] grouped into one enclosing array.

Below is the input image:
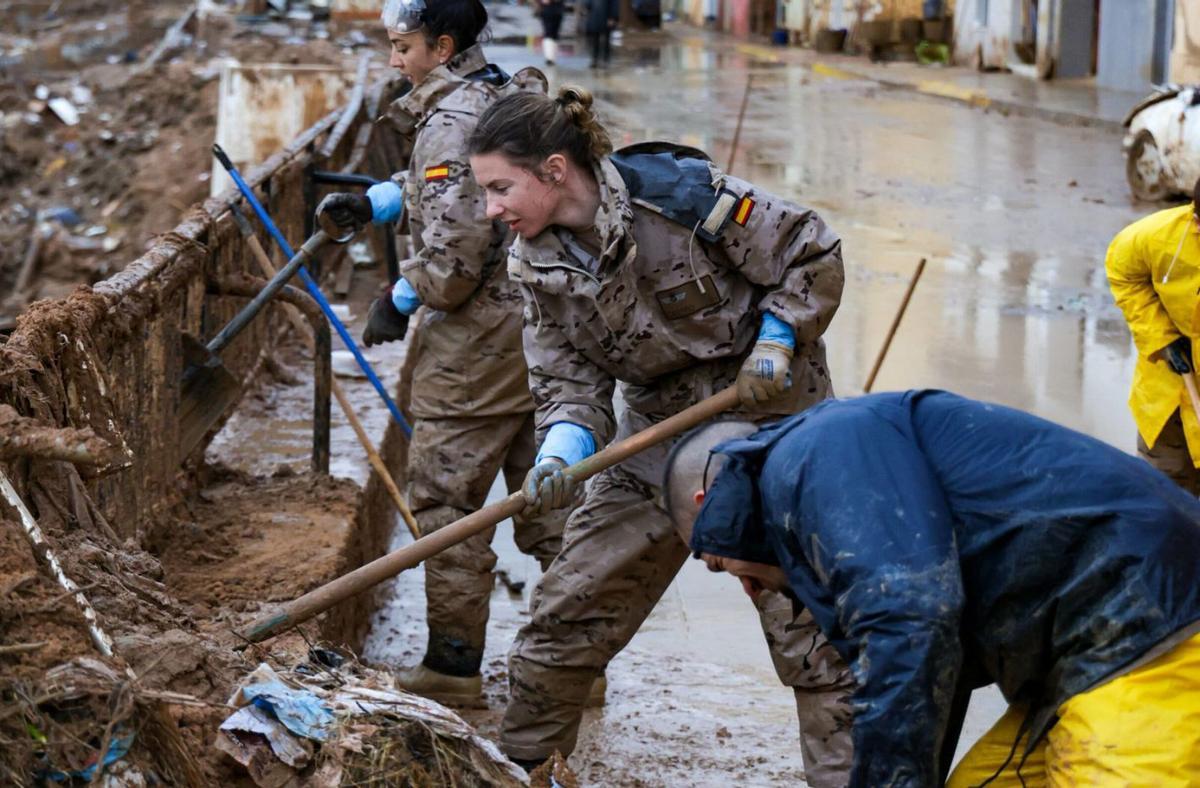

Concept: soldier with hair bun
[[316, 0, 569, 708], [467, 85, 855, 782]]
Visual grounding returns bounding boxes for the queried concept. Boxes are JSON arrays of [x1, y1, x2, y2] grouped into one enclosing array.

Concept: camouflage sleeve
[[715, 175, 845, 344], [520, 283, 617, 447], [399, 129, 500, 312]]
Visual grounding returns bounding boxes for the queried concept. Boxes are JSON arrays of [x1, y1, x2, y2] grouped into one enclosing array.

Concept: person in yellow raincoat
[[1106, 178, 1200, 494]]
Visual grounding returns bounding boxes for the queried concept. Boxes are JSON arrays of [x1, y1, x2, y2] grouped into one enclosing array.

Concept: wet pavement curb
[[727, 40, 1126, 132]]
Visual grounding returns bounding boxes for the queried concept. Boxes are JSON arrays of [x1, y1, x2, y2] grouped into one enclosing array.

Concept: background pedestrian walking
[[538, 0, 565, 65], [584, 0, 619, 68]]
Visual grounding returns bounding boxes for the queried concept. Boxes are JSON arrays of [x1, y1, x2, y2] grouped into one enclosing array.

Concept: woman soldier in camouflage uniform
[[316, 0, 567, 707], [466, 86, 856, 783]]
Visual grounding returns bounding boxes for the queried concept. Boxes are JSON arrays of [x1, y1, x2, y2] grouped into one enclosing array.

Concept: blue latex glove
[[390, 277, 422, 316], [758, 312, 795, 349], [366, 180, 404, 224], [536, 422, 596, 466]]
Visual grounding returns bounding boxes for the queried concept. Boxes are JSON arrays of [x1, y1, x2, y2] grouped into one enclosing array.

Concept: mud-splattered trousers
[[499, 154, 855, 784], [380, 48, 559, 674], [406, 412, 563, 674]]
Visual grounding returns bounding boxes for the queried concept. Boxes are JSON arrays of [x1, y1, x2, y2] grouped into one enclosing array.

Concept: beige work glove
[[736, 340, 794, 407], [522, 458, 580, 518]]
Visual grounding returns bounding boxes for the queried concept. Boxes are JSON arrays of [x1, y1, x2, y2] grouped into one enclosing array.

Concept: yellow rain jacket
[[1105, 204, 1200, 465]]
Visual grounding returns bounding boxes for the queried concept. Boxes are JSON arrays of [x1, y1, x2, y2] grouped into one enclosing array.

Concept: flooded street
[[226, 25, 1159, 786]]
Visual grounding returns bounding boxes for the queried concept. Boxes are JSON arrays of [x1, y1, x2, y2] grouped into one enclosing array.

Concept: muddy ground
[[0, 0, 383, 325]]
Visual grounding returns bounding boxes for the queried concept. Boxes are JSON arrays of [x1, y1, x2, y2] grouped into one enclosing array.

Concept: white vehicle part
[[1127, 89, 1200, 198]]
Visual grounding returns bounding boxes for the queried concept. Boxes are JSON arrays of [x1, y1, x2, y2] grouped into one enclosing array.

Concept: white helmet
[[382, 0, 426, 32]]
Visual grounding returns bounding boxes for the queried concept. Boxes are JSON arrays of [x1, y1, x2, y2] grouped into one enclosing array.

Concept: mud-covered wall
[[0, 89, 378, 538]]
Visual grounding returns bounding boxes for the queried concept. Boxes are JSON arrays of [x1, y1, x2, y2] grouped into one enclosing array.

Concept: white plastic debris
[[47, 97, 79, 126]]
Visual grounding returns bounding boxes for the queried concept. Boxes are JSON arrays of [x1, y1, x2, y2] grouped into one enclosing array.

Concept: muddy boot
[[395, 663, 484, 708], [584, 674, 607, 708], [396, 631, 486, 708]]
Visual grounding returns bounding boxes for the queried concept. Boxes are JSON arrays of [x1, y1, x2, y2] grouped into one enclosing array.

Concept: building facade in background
[[680, 0, 1200, 95]]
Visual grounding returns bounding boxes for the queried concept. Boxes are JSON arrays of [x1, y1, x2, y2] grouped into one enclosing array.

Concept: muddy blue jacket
[[691, 390, 1200, 787]]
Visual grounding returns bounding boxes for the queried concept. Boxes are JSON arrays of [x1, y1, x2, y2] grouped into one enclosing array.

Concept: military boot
[[585, 674, 607, 708], [396, 631, 486, 708], [395, 663, 485, 708]]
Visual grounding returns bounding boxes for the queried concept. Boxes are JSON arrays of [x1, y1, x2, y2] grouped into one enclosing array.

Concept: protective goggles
[[381, 0, 427, 33]]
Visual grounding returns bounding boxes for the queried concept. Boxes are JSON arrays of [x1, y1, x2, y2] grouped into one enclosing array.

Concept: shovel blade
[[179, 334, 241, 457]]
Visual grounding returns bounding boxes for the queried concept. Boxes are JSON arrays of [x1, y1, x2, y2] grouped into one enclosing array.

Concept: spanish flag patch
[[424, 164, 450, 182], [733, 196, 755, 226]]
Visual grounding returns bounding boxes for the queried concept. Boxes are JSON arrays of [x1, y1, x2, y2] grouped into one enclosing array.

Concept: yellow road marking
[[915, 80, 991, 108], [811, 62, 859, 80], [735, 43, 781, 63]]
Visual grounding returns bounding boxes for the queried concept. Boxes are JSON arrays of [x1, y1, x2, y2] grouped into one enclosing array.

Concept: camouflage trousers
[[407, 413, 565, 675], [1137, 409, 1200, 496], [499, 418, 855, 786]]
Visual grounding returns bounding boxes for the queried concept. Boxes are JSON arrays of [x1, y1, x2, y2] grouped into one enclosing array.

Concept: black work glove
[[1164, 336, 1193, 374], [315, 192, 372, 231], [362, 292, 409, 347]]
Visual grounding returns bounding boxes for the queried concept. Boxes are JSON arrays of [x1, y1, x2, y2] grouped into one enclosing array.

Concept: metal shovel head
[[179, 333, 242, 457]]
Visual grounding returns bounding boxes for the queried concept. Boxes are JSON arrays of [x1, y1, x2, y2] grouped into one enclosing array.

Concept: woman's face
[[470, 152, 561, 239], [388, 30, 446, 84]]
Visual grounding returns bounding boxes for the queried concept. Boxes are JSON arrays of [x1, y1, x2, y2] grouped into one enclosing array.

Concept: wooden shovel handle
[[239, 386, 741, 644], [1184, 371, 1200, 418]]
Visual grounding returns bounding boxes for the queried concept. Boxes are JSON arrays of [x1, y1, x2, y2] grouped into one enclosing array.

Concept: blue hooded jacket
[[691, 390, 1200, 787]]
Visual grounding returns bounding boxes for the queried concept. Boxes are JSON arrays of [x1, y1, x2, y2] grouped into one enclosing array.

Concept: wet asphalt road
[[231, 24, 1163, 786]]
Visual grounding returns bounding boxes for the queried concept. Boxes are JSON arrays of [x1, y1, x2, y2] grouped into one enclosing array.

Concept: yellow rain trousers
[[947, 631, 1200, 787], [1106, 204, 1200, 465]]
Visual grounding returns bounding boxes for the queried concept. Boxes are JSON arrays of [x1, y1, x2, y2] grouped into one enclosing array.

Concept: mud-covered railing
[[0, 75, 407, 540]]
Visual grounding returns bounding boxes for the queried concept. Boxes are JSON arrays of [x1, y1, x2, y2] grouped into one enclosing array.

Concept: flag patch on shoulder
[[733, 196, 755, 226], [424, 164, 451, 181]]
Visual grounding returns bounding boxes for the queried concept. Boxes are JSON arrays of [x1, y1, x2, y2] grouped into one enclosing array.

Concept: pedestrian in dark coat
[[537, 0, 565, 64], [666, 390, 1200, 787], [584, 0, 619, 68]]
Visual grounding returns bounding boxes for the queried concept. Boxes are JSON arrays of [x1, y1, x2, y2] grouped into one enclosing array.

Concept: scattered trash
[[348, 240, 375, 266], [231, 663, 336, 742], [218, 658, 528, 787], [497, 569, 526, 596], [42, 206, 84, 228], [47, 97, 80, 126], [71, 84, 95, 106], [332, 349, 369, 379], [37, 732, 134, 783], [529, 752, 580, 788], [0, 658, 206, 786], [915, 41, 950, 65]]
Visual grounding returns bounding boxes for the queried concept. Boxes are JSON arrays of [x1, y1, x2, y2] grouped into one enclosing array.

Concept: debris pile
[[218, 659, 529, 787], [0, 658, 207, 786], [0, 0, 384, 327]]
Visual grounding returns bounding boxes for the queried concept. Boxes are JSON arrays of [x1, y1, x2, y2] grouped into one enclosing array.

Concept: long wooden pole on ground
[[863, 257, 927, 394], [237, 217, 420, 539], [239, 386, 742, 644]]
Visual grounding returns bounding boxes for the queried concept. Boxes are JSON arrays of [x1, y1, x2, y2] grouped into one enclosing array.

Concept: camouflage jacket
[[382, 46, 544, 418], [507, 154, 844, 446]]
